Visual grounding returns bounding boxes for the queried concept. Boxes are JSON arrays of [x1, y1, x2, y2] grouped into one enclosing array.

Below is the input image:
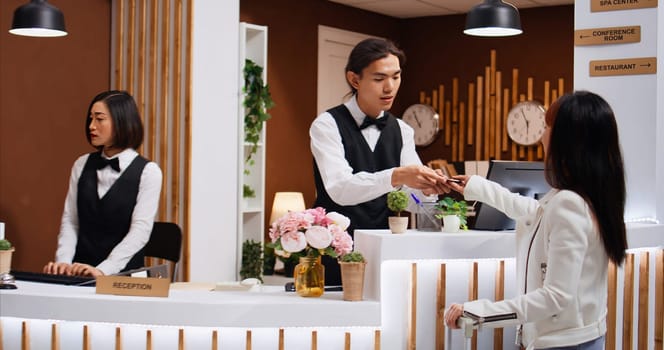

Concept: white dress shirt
[[55, 148, 162, 275], [310, 96, 433, 212]]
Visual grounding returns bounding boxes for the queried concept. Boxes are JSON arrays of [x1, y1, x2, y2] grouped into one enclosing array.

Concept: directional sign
[[591, 0, 657, 12], [589, 57, 656, 76], [575, 26, 640, 46]]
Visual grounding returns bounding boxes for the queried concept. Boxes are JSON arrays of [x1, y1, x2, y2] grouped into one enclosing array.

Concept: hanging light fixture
[[464, 0, 522, 37], [9, 0, 67, 37]]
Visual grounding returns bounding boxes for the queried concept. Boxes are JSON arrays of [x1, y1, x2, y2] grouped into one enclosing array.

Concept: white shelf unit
[[237, 23, 268, 278]]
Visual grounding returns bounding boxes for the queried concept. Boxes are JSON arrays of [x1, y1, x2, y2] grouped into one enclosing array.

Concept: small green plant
[[387, 190, 408, 217], [240, 239, 263, 282], [0, 239, 12, 250], [263, 242, 276, 275], [434, 197, 468, 230], [243, 184, 256, 199], [339, 251, 365, 263]]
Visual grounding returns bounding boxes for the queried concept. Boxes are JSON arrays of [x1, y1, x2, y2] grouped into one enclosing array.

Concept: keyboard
[[10, 270, 95, 286]]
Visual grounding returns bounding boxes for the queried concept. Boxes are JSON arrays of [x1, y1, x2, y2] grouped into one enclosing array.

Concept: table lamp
[[269, 192, 306, 224]]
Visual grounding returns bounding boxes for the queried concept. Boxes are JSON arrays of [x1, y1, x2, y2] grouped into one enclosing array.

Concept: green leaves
[[242, 59, 274, 198], [387, 190, 409, 216], [434, 197, 469, 230]]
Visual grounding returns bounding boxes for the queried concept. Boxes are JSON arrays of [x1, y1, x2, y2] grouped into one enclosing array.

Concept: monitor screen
[[472, 160, 551, 231]]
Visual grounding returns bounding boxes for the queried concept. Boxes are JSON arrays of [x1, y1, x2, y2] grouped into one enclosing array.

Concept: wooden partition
[[112, 0, 193, 281], [418, 50, 565, 163]]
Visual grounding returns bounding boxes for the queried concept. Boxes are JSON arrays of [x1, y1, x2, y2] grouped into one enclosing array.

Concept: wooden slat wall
[[112, 0, 193, 281], [419, 50, 567, 162]]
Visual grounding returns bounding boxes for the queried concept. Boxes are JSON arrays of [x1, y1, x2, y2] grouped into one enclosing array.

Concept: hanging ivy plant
[[242, 59, 274, 198]]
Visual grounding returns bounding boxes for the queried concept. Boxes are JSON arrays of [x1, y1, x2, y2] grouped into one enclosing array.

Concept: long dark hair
[[345, 38, 405, 95], [85, 90, 144, 150], [544, 91, 627, 265]]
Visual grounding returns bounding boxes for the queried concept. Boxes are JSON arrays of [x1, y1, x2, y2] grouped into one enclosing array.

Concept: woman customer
[[444, 91, 627, 350], [43, 90, 162, 277]]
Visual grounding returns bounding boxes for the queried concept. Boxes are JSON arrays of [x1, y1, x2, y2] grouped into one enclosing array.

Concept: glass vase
[[294, 256, 325, 297]]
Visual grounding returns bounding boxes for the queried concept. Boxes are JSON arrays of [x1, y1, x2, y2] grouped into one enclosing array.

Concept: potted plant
[[0, 239, 14, 274], [338, 251, 367, 301], [434, 196, 468, 233], [240, 239, 263, 282], [242, 59, 274, 198], [387, 189, 409, 233]]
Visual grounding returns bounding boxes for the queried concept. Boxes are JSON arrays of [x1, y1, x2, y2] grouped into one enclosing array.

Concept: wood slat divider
[[116, 326, 122, 350], [638, 252, 650, 350], [452, 122, 458, 162], [475, 76, 483, 160], [511, 69, 518, 106], [279, 328, 285, 350], [171, 0, 183, 220], [469, 262, 479, 350], [21, 321, 29, 350], [183, 0, 193, 281], [502, 89, 509, 152], [311, 330, 318, 350], [136, 0, 147, 156], [494, 72, 502, 160], [607, 261, 617, 350], [452, 78, 459, 124], [179, 328, 185, 350], [420, 91, 426, 104], [526, 78, 534, 161], [0, 319, 4, 350], [345, 332, 351, 350], [557, 78, 564, 96], [50, 323, 59, 350], [623, 253, 635, 350], [438, 85, 445, 130], [148, 0, 158, 163], [127, 0, 136, 93], [146, 329, 152, 350], [158, 0, 171, 221], [432, 89, 438, 110], [484, 67, 491, 159], [246, 330, 252, 350], [374, 330, 381, 350], [408, 263, 418, 350], [211, 330, 218, 350], [83, 325, 90, 350], [436, 264, 447, 350], [489, 52, 496, 159], [494, 260, 505, 350], [655, 250, 663, 349], [115, 0, 125, 90], [445, 101, 451, 146], [468, 83, 474, 145], [459, 102, 466, 161]]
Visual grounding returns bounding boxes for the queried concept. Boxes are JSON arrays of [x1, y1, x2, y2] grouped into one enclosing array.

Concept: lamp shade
[[9, 0, 67, 37], [464, 0, 522, 37], [269, 192, 306, 224]]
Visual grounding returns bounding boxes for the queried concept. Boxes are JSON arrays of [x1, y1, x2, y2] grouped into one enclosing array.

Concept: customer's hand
[[447, 175, 470, 194], [392, 165, 451, 193], [444, 303, 464, 329]]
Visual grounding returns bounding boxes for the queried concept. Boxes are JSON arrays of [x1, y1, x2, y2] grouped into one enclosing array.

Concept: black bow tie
[[97, 157, 120, 172], [359, 116, 387, 130]]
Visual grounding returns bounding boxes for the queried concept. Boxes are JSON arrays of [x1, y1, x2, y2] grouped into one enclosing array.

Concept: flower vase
[[294, 256, 325, 297]]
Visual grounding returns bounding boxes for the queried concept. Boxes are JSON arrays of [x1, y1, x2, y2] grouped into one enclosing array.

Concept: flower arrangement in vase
[[268, 207, 353, 297], [434, 196, 468, 232], [387, 189, 409, 233]]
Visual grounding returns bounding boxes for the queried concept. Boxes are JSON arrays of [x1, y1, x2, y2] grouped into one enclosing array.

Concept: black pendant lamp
[[464, 0, 522, 37], [9, 0, 67, 37]]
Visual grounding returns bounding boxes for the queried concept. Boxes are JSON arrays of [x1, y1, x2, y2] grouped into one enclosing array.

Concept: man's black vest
[[313, 105, 402, 235], [73, 152, 148, 271]]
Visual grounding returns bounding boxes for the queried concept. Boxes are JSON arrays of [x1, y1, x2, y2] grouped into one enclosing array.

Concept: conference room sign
[[574, 26, 640, 46]]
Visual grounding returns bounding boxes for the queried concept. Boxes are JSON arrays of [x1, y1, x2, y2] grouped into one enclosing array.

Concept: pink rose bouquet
[[268, 207, 353, 258]]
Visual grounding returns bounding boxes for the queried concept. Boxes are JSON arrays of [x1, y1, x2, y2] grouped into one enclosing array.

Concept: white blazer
[[461, 175, 607, 349]]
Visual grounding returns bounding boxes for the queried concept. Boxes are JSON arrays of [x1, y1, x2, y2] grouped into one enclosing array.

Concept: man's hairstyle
[[345, 38, 406, 95]]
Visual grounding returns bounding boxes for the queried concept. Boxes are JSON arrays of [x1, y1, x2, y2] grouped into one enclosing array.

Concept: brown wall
[[240, 1, 573, 220], [0, 0, 111, 271]]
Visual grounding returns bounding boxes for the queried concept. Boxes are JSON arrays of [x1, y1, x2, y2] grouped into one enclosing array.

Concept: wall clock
[[402, 104, 439, 147], [506, 101, 547, 146]]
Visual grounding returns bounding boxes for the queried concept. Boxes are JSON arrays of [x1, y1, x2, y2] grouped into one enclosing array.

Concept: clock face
[[506, 101, 547, 146], [402, 104, 439, 146]]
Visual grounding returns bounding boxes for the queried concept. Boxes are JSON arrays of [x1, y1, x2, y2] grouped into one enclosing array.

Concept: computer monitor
[[472, 160, 551, 231]]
